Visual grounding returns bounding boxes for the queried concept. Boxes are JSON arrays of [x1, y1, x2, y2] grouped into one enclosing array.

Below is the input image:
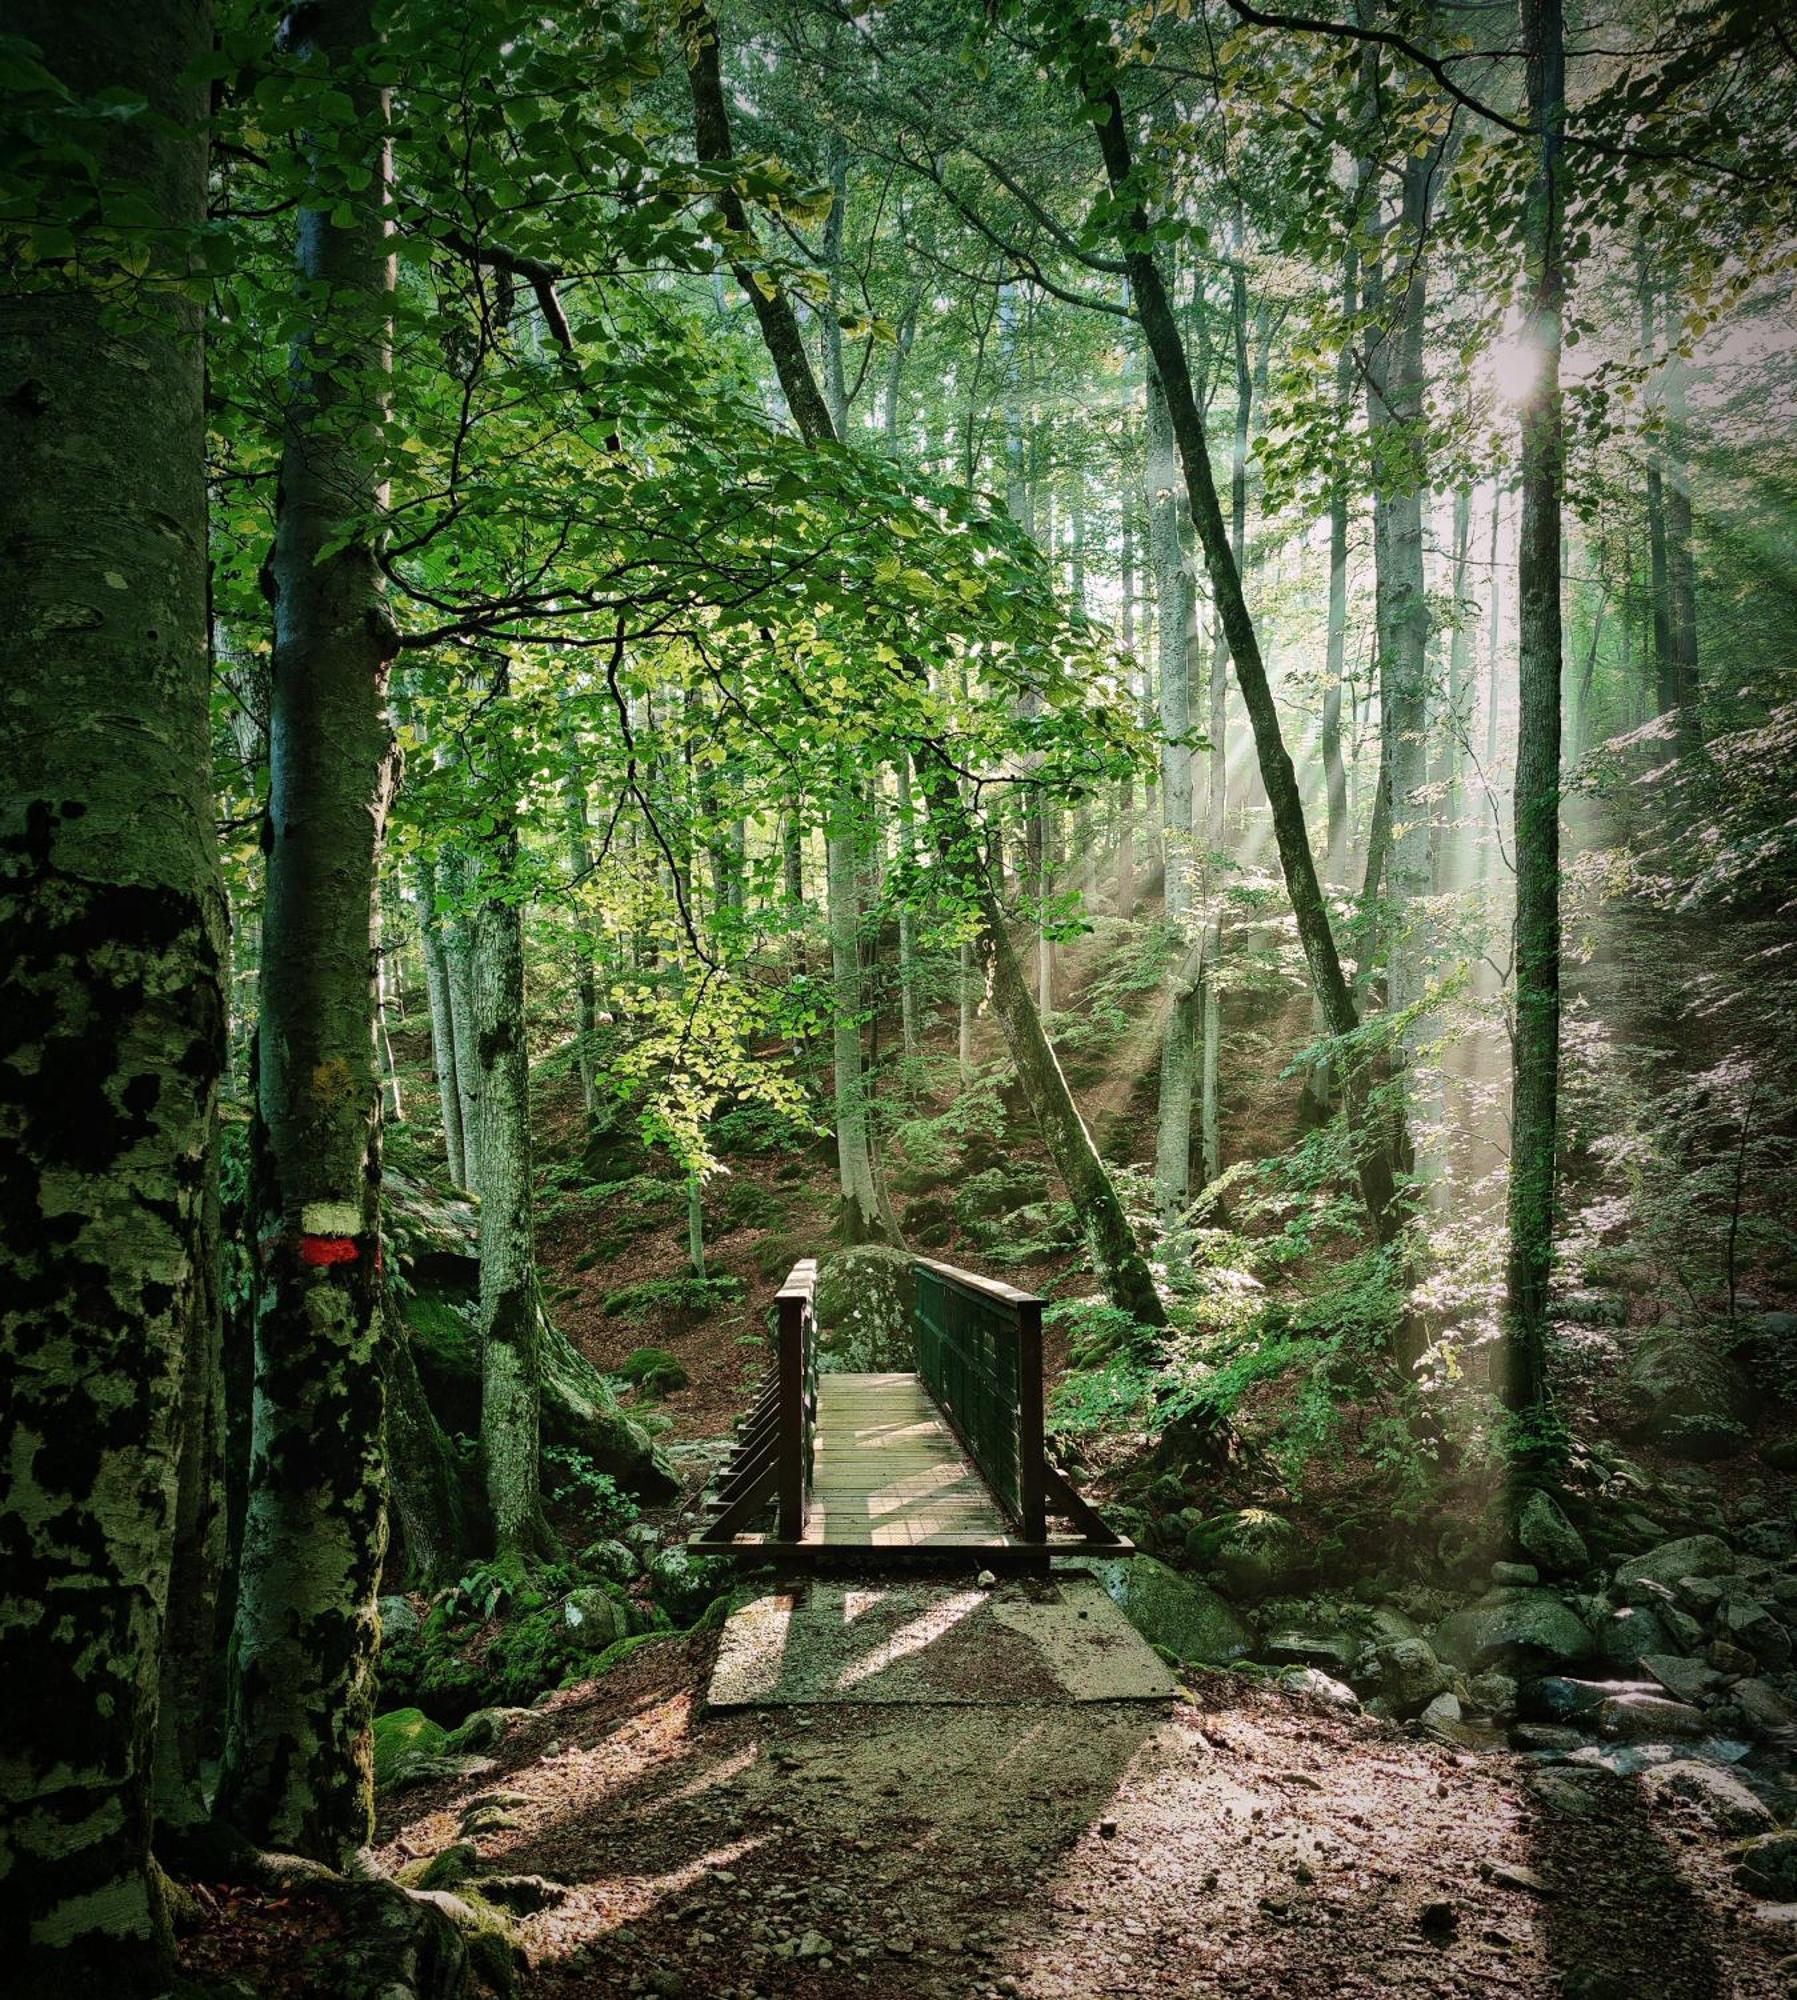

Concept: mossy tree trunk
[[218, 0, 396, 1867], [0, 10, 222, 1983], [1504, 0, 1566, 1424], [471, 823, 552, 1561]]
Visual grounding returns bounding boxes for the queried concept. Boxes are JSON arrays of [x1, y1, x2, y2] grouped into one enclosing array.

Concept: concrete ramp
[[706, 1572, 1176, 1709]]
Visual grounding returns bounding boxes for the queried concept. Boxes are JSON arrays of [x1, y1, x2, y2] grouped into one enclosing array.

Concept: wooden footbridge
[[689, 1258, 1130, 1567]]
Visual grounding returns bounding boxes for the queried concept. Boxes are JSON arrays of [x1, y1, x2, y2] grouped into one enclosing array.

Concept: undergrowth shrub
[[602, 1272, 745, 1321]]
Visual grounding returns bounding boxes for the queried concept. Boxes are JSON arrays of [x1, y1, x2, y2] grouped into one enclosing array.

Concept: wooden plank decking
[[803, 1372, 1010, 1548]]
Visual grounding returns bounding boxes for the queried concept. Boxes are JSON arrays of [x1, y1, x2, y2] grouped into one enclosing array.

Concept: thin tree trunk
[[1504, 0, 1566, 1425], [1323, 226, 1359, 881], [827, 790, 885, 1242], [561, 720, 601, 1120], [0, 12, 222, 1972], [472, 827, 550, 1562], [415, 857, 467, 1186], [1364, 150, 1437, 1037], [1637, 249, 1675, 719], [687, 1174, 707, 1277], [219, 0, 395, 1865], [1147, 369, 1195, 1221], [895, 756, 920, 1061], [1201, 259, 1252, 1191], [1446, 484, 1474, 841]]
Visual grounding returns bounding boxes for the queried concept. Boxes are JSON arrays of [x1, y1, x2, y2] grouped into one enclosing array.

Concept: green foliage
[[601, 1273, 745, 1322], [542, 1447, 639, 1536], [1045, 1352, 1156, 1442]]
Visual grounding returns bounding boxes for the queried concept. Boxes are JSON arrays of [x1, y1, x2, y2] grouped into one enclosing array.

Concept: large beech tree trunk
[[1087, 85, 1403, 1243], [0, 11, 223, 1982], [218, 0, 396, 1866], [1504, 0, 1567, 1423]]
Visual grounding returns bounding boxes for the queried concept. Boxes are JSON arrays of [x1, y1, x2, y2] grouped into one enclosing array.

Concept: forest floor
[[353, 1598, 1796, 1999]]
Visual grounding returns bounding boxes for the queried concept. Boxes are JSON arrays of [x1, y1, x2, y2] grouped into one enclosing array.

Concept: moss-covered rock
[[814, 1244, 916, 1370], [619, 1345, 690, 1396], [1084, 1555, 1252, 1664], [372, 1707, 449, 1788]]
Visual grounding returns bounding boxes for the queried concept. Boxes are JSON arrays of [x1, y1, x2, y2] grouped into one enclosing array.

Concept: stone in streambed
[[1615, 1535, 1736, 1593], [1597, 1691, 1707, 1741], [1434, 1591, 1595, 1673], [1640, 1761, 1774, 1834], [1518, 1489, 1591, 1576]]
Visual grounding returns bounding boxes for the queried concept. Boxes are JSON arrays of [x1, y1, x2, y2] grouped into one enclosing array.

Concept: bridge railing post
[[775, 1259, 817, 1542], [1016, 1295, 1045, 1542]]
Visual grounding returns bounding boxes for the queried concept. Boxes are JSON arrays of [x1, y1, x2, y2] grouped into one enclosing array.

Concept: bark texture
[[0, 3, 223, 1985], [1504, 0, 1566, 1422], [218, 0, 396, 1865], [472, 839, 551, 1560]]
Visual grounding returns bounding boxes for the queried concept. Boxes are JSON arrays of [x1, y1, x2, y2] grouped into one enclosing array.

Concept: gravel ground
[[367, 1610, 1795, 2000]]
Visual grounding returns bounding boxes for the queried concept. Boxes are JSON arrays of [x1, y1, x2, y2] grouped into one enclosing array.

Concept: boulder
[[1620, 1326, 1750, 1460], [1491, 1562, 1541, 1588], [1434, 1591, 1595, 1674], [1518, 1490, 1590, 1577], [1086, 1555, 1251, 1664], [814, 1245, 917, 1371], [1615, 1535, 1737, 1593], [1640, 1761, 1773, 1835], [1366, 1638, 1452, 1717], [645, 1547, 732, 1625], [1730, 1830, 1797, 1899], [1597, 1692, 1707, 1741], [1592, 1605, 1677, 1669], [579, 1538, 640, 1585], [1526, 1676, 1639, 1722], [1201, 1509, 1303, 1600], [372, 1706, 449, 1789], [1640, 1654, 1723, 1705], [1719, 1598, 1793, 1670], [379, 1594, 421, 1642], [562, 1588, 627, 1653], [1279, 1667, 1359, 1708], [1732, 1678, 1797, 1738], [1466, 1671, 1520, 1720]]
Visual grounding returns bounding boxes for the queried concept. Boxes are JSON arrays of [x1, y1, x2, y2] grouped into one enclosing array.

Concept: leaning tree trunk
[[1504, 0, 1567, 1426], [0, 5, 224, 1987], [218, 0, 396, 1868], [1087, 84, 1402, 1244], [471, 825, 551, 1562]]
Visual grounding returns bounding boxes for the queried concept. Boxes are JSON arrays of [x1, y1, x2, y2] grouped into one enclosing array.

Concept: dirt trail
[[372, 1602, 1791, 1999]]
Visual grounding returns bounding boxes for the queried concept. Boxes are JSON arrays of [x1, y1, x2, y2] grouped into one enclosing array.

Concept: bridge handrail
[[911, 1257, 1045, 1540], [775, 1258, 819, 1540]]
